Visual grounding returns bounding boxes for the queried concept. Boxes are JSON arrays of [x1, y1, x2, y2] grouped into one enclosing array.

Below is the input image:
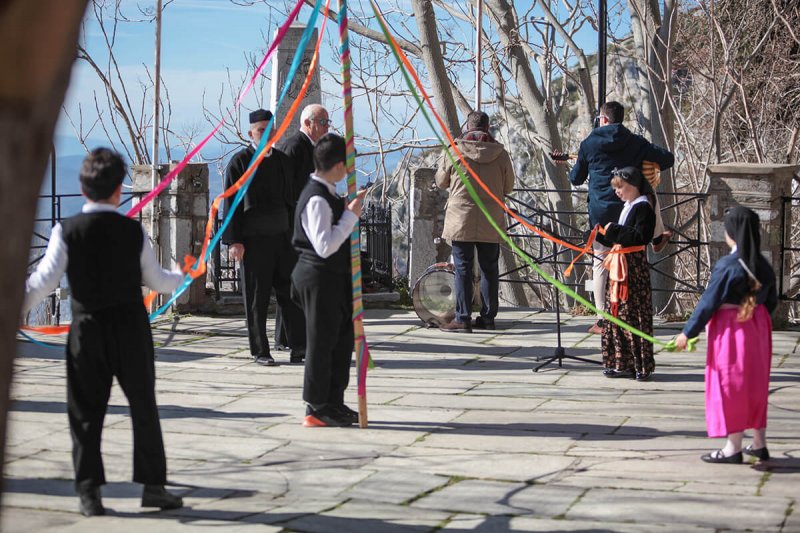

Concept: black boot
[[141, 484, 183, 510], [78, 486, 105, 517]]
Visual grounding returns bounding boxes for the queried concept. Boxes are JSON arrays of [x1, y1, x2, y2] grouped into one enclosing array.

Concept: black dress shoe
[[254, 355, 276, 366], [701, 449, 743, 464], [635, 371, 653, 381], [78, 487, 105, 517], [289, 350, 306, 364], [474, 316, 496, 330], [744, 444, 770, 461], [142, 484, 184, 510], [603, 368, 634, 378]]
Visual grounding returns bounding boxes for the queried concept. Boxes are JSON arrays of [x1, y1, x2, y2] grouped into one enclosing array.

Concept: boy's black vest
[[293, 179, 350, 274], [61, 211, 144, 314]]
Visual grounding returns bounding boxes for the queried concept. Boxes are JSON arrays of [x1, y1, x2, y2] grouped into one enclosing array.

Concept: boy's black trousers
[[291, 262, 354, 407], [66, 303, 166, 492]]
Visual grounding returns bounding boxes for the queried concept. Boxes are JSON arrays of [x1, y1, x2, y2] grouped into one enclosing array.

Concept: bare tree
[[63, 0, 176, 165]]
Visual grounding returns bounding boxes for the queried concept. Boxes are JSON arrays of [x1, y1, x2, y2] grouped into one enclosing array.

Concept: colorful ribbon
[[368, 0, 699, 350], [125, 0, 306, 219], [337, 0, 370, 426], [150, 0, 327, 320]]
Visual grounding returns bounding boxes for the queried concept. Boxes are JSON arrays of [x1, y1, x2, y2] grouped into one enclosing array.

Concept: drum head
[[412, 266, 456, 327]]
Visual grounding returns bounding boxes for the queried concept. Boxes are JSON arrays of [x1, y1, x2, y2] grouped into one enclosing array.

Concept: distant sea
[[26, 134, 405, 325], [46, 134, 403, 219]]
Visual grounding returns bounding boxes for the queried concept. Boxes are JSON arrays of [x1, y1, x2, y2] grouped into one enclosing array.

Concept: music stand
[[531, 228, 602, 372]]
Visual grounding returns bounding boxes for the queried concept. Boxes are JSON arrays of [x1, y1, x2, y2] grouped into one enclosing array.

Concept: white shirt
[[300, 175, 358, 259], [617, 195, 649, 226], [23, 203, 184, 314]]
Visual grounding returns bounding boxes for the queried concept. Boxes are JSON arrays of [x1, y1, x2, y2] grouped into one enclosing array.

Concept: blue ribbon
[[150, 0, 323, 320]]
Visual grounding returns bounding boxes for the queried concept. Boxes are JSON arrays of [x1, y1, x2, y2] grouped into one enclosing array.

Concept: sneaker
[[78, 486, 105, 517], [254, 354, 276, 366], [141, 484, 183, 510], [303, 405, 351, 427], [473, 316, 496, 330], [332, 404, 359, 425], [588, 320, 604, 335], [439, 319, 472, 333]]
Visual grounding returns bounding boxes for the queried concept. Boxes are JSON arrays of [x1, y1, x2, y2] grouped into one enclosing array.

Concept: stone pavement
[[3, 308, 799, 532]]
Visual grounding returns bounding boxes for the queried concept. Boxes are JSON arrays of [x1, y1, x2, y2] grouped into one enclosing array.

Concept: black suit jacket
[[276, 129, 315, 206]]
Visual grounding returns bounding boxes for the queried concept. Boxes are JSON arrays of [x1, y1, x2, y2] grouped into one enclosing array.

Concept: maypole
[[337, 0, 370, 427]]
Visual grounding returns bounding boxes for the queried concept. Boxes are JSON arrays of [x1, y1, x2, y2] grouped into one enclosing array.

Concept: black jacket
[[569, 124, 674, 232], [604, 201, 656, 248], [221, 145, 292, 244], [276, 129, 315, 207]]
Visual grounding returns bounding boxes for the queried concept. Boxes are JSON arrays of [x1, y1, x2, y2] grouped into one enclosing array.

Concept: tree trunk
[[627, 0, 679, 312], [412, 0, 461, 137], [0, 0, 89, 506]]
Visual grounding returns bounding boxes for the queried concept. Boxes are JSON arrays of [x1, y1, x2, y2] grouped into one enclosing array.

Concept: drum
[[411, 263, 457, 327]]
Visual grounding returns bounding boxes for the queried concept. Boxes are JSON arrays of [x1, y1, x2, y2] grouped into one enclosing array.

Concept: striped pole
[[337, 0, 370, 427]]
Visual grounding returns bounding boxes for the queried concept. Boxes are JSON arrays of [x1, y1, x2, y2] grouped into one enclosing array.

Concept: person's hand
[[673, 333, 688, 351], [652, 230, 673, 253], [348, 190, 365, 218], [550, 150, 570, 165], [228, 243, 245, 262], [604, 222, 613, 232]]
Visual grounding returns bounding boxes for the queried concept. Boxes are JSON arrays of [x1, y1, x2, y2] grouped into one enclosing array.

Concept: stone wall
[[270, 25, 321, 129], [131, 162, 209, 312], [706, 163, 799, 327]]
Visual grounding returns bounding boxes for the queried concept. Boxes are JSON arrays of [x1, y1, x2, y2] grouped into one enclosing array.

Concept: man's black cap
[[249, 109, 272, 124]]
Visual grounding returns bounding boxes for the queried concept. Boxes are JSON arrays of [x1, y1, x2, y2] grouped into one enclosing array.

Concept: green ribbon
[[369, 0, 700, 351], [662, 337, 699, 352]]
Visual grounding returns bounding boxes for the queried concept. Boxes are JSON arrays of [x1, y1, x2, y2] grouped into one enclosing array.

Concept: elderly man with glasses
[[272, 104, 332, 357]]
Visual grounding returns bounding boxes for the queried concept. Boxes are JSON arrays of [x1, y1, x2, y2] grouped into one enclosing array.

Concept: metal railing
[[211, 203, 394, 299], [501, 188, 711, 303], [779, 196, 800, 301]]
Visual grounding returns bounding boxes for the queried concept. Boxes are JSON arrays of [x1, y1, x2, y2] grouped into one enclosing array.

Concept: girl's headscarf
[[724, 206, 761, 282]]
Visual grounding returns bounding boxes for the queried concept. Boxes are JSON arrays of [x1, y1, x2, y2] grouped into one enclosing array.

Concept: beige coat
[[435, 139, 516, 243]]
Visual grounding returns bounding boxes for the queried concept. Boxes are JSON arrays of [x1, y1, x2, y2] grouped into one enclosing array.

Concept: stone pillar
[[408, 168, 450, 288], [706, 163, 799, 327], [132, 162, 209, 312], [270, 25, 321, 129]]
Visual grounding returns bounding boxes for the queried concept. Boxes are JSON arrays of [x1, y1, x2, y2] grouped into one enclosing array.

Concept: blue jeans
[[451, 241, 500, 323]]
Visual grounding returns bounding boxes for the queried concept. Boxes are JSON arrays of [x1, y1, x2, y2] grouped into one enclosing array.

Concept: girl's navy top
[[682, 252, 777, 338]]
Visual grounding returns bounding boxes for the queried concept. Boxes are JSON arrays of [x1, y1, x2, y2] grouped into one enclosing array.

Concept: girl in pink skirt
[[674, 206, 777, 463]]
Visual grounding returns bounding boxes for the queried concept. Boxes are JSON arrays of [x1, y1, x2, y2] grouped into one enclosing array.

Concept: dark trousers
[[451, 241, 500, 323], [291, 262, 353, 407], [241, 232, 306, 356], [67, 303, 166, 492]]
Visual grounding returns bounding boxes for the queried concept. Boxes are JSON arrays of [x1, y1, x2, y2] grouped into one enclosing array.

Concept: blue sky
[[58, 0, 606, 162]]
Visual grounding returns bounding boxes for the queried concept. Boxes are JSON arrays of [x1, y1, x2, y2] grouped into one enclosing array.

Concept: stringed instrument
[[549, 151, 661, 187]]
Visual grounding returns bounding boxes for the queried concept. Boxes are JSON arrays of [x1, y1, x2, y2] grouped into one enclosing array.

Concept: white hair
[[300, 104, 320, 126], [300, 104, 324, 125]]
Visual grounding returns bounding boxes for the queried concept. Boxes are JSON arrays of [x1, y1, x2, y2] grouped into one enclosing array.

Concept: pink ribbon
[[126, 0, 306, 218]]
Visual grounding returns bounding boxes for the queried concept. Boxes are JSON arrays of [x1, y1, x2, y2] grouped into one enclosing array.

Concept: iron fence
[[502, 188, 711, 305], [779, 196, 800, 302], [212, 203, 394, 298]]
